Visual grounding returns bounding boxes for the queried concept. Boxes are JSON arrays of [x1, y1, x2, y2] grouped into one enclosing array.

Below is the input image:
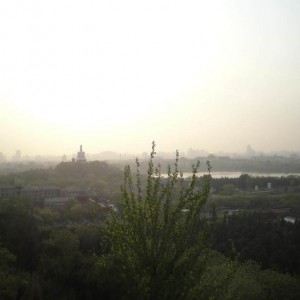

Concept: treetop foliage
[[105, 142, 212, 298]]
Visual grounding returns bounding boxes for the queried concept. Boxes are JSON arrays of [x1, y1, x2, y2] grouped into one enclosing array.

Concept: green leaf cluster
[[105, 142, 212, 298]]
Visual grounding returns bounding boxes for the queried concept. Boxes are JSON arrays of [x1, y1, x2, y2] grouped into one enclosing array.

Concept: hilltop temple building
[[76, 145, 87, 163]]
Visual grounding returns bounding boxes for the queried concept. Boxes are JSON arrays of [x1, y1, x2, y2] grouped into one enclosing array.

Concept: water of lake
[[161, 172, 300, 179]]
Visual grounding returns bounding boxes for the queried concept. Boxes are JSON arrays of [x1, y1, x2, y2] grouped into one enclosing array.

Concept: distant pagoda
[[76, 145, 87, 163]]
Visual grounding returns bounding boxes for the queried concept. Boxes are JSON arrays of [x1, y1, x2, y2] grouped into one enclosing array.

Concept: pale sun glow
[[0, 0, 300, 157]]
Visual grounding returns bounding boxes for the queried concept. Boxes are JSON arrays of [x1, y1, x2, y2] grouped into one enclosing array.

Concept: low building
[[39, 186, 61, 199], [63, 186, 89, 203], [0, 186, 15, 199], [44, 197, 73, 210], [218, 207, 241, 216], [1, 185, 63, 207], [21, 186, 40, 202], [283, 216, 297, 224]]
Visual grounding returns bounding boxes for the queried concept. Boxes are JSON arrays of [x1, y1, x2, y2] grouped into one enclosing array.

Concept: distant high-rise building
[[13, 150, 21, 161], [246, 145, 256, 157], [76, 145, 87, 163]]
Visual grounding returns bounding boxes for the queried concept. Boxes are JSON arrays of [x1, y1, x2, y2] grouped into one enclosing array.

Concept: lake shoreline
[[161, 172, 300, 179]]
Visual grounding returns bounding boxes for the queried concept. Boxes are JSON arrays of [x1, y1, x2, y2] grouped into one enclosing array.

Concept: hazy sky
[[1, 0, 300, 157]]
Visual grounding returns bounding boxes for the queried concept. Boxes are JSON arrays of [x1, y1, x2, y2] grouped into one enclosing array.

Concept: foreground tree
[[103, 142, 213, 299]]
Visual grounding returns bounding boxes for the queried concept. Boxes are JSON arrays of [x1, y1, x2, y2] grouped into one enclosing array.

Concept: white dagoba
[[76, 145, 87, 163]]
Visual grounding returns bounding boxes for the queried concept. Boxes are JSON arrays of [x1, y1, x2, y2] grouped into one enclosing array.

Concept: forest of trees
[[124, 155, 300, 174], [1, 145, 300, 299], [213, 212, 300, 275]]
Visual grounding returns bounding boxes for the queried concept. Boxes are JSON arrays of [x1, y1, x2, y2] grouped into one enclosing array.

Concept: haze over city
[[1, 0, 300, 158]]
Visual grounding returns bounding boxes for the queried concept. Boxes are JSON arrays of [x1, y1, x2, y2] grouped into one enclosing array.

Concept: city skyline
[[1, 143, 299, 162]]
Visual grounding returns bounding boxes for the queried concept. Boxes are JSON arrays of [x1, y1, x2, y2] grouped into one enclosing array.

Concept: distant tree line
[[210, 174, 300, 193]]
